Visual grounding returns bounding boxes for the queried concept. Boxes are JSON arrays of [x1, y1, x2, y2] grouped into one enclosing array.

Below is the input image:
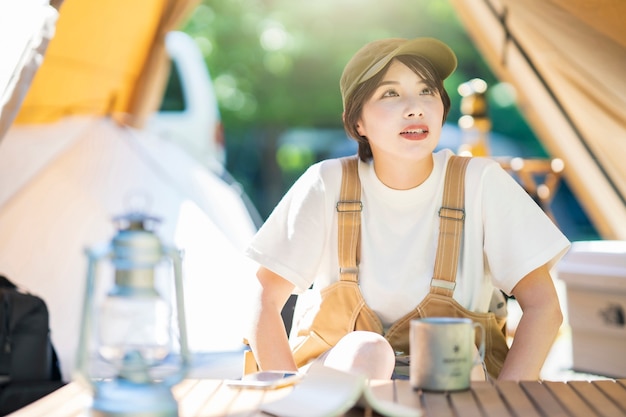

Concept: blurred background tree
[[179, 0, 599, 243]]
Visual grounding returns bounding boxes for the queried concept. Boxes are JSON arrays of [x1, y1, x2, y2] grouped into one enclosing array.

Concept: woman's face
[[356, 59, 444, 163]]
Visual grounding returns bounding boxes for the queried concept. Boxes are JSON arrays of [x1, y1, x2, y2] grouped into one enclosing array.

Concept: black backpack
[[0, 276, 64, 415]]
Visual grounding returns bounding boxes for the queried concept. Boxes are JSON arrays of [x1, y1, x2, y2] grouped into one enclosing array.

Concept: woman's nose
[[405, 98, 424, 118]]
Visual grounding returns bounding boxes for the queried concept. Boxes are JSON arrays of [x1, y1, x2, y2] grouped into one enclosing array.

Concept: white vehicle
[[147, 31, 226, 175], [147, 31, 262, 228]]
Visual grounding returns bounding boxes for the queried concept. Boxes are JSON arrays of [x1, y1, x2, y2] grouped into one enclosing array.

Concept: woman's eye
[[420, 87, 435, 95], [381, 89, 399, 98]]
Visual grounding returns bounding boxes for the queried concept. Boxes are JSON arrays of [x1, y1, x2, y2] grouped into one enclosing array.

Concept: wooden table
[[7, 377, 626, 417]]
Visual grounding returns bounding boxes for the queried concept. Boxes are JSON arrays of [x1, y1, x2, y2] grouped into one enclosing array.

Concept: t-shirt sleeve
[[245, 162, 332, 293], [480, 161, 571, 295]]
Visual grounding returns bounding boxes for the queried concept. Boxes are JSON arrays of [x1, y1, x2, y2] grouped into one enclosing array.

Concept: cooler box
[[558, 240, 626, 378]]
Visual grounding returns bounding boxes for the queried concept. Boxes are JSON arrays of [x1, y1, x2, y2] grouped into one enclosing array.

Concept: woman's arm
[[498, 263, 563, 381], [248, 266, 298, 371]]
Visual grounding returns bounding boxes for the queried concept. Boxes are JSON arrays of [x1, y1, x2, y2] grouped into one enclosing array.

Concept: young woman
[[245, 37, 570, 381]]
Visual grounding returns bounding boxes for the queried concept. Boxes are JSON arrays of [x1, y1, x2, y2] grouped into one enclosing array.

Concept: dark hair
[[343, 54, 451, 161]]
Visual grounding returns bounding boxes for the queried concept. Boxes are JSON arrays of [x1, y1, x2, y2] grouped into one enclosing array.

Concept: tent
[[2, 0, 197, 131], [449, 0, 626, 239], [0, 0, 262, 380], [0, 117, 259, 380]]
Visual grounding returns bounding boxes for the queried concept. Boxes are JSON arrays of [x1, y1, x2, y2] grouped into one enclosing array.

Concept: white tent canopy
[[450, 0, 626, 239], [0, 117, 259, 379], [0, 0, 58, 139]]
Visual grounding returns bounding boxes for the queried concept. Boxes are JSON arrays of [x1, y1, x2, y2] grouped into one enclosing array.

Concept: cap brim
[[360, 38, 457, 84]]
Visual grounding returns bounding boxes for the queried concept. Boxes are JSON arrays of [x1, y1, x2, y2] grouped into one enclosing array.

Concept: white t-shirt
[[246, 149, 570, 328]]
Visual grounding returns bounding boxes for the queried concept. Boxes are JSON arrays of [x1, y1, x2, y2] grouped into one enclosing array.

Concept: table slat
[[544, 381, 598, 417], [172, 379, 202, 401], [368, 380, 395, 403], [422, 392, 454, 417], [471, 381, 514, 417], [178, 379, 224, 417], [394, 380, 423, 411], [6, 383, 90, 417], [186, 380, 293, 417], [193, 381, 256, 417], [214, 385, 272, 417], [495, 381, 542, 417], [568, 381, 624, 417], [448, 389, 483, 417], [592, 380, 626, 414], [520, 381, 569, 417]]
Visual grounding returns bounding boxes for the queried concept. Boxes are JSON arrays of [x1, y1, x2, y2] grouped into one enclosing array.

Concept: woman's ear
[[356, 122, 365, 137]]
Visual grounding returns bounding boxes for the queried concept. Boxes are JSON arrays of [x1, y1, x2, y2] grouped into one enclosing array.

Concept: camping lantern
[[76, 211, 190, 417]]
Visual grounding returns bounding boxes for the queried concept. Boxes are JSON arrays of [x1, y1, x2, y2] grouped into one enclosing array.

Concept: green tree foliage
[[182, 0, 493, 129], [179, 0, 545, 216]]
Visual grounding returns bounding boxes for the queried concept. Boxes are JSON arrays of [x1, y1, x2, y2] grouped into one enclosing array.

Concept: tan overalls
[[290, 156, 509, 379]]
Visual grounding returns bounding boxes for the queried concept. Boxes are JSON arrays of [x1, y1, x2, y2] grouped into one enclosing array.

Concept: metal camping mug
[[409, 317, 485, 391]]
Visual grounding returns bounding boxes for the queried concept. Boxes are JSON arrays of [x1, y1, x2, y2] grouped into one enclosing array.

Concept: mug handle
[[473, 321, 486, 365]]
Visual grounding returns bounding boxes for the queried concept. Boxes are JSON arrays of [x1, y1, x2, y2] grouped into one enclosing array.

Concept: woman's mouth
[[400, 127, 429, 140]]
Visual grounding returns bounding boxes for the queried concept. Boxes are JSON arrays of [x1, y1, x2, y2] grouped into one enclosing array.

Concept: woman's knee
[[322, 331, 395, 379]]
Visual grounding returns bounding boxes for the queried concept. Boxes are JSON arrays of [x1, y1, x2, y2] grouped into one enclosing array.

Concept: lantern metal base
[[90, 379, 178, 417]]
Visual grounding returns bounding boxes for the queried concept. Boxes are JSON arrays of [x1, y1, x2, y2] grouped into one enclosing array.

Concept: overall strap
[[337, 156, 362, 282], [431, 156, 471, 296]]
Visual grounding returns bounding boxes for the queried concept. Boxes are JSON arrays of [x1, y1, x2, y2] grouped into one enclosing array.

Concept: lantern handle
[[74, 244, 113, 388], [162, 246, 191, 385]]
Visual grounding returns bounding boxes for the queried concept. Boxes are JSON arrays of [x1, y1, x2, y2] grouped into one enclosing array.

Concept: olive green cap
[[340, 37, 457, 109]]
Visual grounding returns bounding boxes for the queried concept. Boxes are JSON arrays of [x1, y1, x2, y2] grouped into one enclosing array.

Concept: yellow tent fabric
[[14, 0, 197, 127], [449, 0, 626, 239]]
